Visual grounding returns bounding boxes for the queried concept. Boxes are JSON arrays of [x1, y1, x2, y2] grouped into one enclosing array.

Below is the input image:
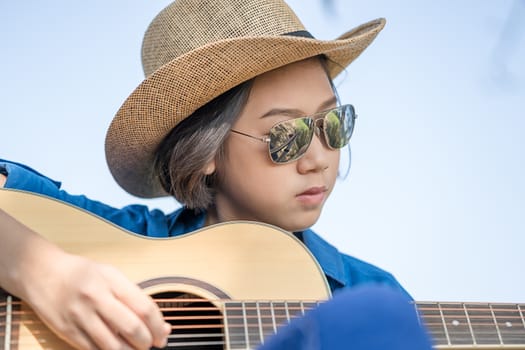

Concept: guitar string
[[1, 310, 525, 324], [2, 303, 525, 315], [4, 305, 522, 314], [1, 340, 246, 348], [6, 335, 525, 349], [2, 316, 525, 331], [2, 324, 525, 346], [5, 317, 524, 349], [2, 308, 525, 319], [3, 300, 525, 309], [2, 294, 524, 346], [2, 302, 525, 341]]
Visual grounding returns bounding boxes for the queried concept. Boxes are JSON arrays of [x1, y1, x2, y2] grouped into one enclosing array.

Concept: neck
[[204, 205, 220, 226]]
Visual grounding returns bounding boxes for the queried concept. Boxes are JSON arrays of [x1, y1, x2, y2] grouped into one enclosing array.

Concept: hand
[[0, 173, 6, 187], [19, 247, 171, 350]]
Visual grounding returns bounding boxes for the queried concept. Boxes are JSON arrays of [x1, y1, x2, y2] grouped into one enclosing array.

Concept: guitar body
[[0, 189, 330, 349], [1, 188, 524, 349]]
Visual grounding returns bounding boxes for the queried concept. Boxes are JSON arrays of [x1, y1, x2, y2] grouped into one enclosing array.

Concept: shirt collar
[[300, 229, 351, 287], [167, 207, 206, 236]]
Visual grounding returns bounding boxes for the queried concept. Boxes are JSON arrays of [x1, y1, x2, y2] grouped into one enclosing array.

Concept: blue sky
[[1, 1, 523, 303]]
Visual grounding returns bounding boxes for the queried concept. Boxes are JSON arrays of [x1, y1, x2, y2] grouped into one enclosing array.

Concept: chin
[[281, 213, 320, 233]]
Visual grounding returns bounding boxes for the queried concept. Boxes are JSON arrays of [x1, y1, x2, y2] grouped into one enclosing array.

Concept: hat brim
[[105, 18, 386, 198]]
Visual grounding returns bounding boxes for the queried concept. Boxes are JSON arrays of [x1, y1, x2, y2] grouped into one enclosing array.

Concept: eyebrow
[[259, 96, 338, 119]]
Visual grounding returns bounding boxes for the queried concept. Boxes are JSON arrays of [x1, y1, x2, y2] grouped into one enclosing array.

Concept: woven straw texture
[[105, 0, 386, 198]]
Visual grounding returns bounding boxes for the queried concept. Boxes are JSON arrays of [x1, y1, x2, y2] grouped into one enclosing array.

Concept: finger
[[116, 290, 171, 348], [106, 269, 170, 347], [74, 305, 127, 350], [135, 295, 172, 347], [32, 303, 103, 350], [50, 320, 101, 350], [97, 295, 154, 349]]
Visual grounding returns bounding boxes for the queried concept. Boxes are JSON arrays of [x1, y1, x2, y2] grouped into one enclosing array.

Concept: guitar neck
[[2, 292, 524, 350], [417, 301, 525, 349]]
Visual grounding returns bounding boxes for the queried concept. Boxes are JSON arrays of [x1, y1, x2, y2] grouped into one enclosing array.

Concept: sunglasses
[[231, 104, 356, 164]]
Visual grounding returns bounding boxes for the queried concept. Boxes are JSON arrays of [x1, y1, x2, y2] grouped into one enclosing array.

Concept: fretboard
[[222, 300, 320, 348], [170, 299, 525, 349], [2, 289, 525, 349], [417, 301, 525, 348]]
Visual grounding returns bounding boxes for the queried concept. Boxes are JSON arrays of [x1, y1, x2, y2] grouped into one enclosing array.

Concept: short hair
[[154, 79, 254, 209]]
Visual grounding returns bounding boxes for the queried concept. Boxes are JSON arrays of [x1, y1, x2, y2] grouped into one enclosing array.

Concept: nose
[[296, 128, 331, 174]]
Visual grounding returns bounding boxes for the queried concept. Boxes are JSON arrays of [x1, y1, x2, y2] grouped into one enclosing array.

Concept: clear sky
[[1, 1, 523, 303]]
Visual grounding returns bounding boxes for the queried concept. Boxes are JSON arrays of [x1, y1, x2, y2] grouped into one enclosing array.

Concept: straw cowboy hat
[[105, 0, 386, 198]]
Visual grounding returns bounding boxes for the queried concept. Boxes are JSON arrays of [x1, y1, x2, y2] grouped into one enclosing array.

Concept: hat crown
[[141, 0, 305, 77]]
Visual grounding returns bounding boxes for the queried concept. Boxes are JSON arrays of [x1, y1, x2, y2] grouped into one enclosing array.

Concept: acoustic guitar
[[1, 189, 524, 349]]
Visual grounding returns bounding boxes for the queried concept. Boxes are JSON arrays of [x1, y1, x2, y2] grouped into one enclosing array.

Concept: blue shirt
[[0, 158, 410, 297]]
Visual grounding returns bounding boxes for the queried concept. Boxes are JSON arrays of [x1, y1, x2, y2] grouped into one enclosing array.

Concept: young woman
[[0, 0, 433, 349]]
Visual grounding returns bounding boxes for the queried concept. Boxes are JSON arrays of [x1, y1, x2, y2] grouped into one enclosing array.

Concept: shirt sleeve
[[0, 159, 171, 237]]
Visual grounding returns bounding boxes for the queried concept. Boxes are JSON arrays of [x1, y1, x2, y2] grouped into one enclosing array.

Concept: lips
[[296, 186, 327, 206], [298, 186, 326, 196]]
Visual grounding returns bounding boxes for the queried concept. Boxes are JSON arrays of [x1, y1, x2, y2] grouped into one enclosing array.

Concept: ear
[[203, 158, 216, 175]]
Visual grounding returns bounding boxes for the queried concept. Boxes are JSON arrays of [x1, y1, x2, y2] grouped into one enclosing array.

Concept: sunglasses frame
[[231, 104, 356, 164]]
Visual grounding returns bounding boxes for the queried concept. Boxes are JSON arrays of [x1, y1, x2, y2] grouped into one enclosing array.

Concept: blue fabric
[[0, 158, 408, 297], [258, 285, 433, 349]]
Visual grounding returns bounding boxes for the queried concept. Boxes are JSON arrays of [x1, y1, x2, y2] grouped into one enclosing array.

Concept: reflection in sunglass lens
[[269, 117, 314, 163], [324, 105, 355, 149], [267, 104, 355, 164]]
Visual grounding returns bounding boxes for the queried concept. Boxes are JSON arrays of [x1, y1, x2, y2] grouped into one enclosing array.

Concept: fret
[[462, 303, 477, 345], [284, 301, 290, 322], [0, 292, 4, 350], [492, 303, 525, 345], [255, 302, 264, 345], [0, 290, 11, 350], [222, 302, 231, 349], [272, 302, 288, 331], [224, 301, 247, 349], [441, 302, 474, 345], [519, 304, 525, 329], [244, 302, 262, 348], [258, 302, 276, 339], [490, 304, 504, 345], [413, 301, 422, 326], [286, 302, 303, 320], [302, 301, 318, 314], [241, 302, 249, 349], [465, 303, 500, 345], [438, 302, 451, 346], [5, 296, 11, 350], [417, 302, 449, 346], [270, 302, 277, 334]]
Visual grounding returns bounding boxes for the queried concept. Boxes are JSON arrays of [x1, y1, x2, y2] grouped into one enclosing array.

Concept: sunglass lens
[[324, 105, 355, 149], [269, 117, 314, 163]]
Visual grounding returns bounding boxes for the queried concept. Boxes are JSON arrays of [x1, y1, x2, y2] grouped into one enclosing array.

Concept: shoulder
[[339, 251, 400, 287], [301, 228, 411, 298]]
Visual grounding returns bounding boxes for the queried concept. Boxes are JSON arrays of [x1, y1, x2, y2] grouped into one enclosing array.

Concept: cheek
[[224, 135, 270, 169], [217, 137, 288, 198], [218, 136, 269, 185], [331, 149, 341, 175]]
